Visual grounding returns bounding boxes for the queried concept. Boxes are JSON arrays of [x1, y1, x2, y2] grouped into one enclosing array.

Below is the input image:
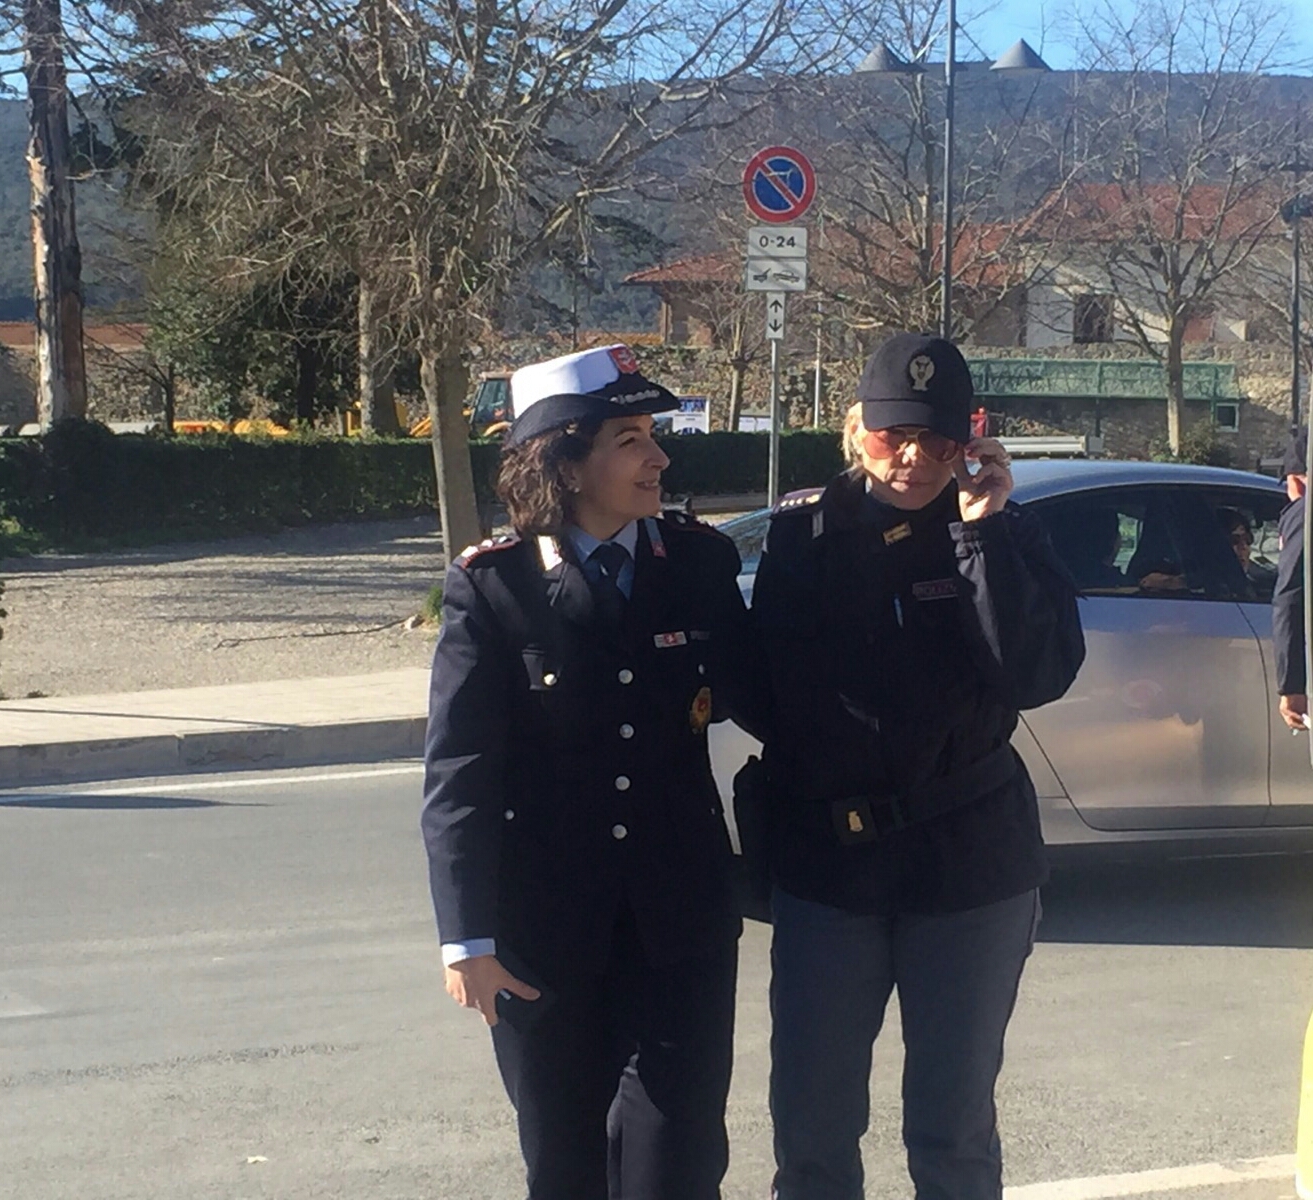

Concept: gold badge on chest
[[689, 686, 713, 734], [883, 522, 913, 546]]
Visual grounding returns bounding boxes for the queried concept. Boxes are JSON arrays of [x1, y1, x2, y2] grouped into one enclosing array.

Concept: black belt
[[792, 745, 1019, 845]]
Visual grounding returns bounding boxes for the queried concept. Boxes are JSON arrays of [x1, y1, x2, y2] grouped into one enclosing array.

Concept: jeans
[[769, 886, 1041, 1200]]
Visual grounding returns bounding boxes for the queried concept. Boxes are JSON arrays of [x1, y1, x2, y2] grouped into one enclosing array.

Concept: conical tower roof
[[856, 43, 919, 73], [990, 39, 1051, 71]]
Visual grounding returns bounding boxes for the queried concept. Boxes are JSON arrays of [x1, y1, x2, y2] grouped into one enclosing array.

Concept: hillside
[[4, 69, 1313, 325], [1, 100, 146, 320]]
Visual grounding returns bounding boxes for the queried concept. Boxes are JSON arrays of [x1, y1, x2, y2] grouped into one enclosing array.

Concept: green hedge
[[0, 421, 844, 552], [657, 430, 843, 497]]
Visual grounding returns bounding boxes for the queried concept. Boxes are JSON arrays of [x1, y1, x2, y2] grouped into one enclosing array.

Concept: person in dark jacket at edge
[[420, 343, 763, 1200], [1274, 428, 1308, 732], [748, 332, 1086, 1200]]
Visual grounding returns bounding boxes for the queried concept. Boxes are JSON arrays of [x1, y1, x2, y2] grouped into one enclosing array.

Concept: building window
[[1213, 402, 1240, 433], [1073, 294, 1114, 344]]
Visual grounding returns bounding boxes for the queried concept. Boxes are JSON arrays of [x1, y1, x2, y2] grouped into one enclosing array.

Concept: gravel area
[[0, 517, 447, 699]]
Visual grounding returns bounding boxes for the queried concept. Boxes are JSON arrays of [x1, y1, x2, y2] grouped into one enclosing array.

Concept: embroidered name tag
[[689, 630, 711, 641], [654, 631, 688, 647], [883, 522, 912, 546], [912, 578, 958, 601]]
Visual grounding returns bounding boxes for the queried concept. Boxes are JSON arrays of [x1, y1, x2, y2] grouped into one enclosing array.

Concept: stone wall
[[0, 348, 35, 426], [0, 344, 170, 427]]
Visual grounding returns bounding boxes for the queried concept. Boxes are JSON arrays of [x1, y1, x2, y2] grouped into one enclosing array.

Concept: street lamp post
[[858, 26, 1050, 341], [1280, 183, 1313, 432], [941, 0, 957, 339]]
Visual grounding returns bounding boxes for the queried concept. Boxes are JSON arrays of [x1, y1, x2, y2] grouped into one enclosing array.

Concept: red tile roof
[[1021, 181, 1282, 242], [0, 322, 151, 351], [623, 254, 741, 286], [623, 223, 1031, 293]]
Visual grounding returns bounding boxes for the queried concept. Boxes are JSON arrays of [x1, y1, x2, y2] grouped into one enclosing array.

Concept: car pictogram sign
[[742, 146, 816, 224]]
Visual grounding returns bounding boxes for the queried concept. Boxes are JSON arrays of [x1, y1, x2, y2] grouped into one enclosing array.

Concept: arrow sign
[[765, 291, 786, 340]]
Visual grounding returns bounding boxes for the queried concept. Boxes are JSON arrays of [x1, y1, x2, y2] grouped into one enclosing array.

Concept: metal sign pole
[[813, 301, 823, 427], [742, 145, 816, 510], [768, 337, 781, 507]]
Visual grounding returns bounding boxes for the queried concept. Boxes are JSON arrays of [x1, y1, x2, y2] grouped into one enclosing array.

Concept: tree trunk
[[162, 361, 176, 434], [358, 278, 402, 434], [1165, 328, 1185, 456], [295, 342, 318, 423], [24, 0, 87, 428], [726, 313, 746, 432], [728, 361, 746, 432], [421, 343, 482, 559]]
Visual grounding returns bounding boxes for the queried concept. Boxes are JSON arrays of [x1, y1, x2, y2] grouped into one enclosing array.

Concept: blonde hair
[[842, 403, 865, 468]]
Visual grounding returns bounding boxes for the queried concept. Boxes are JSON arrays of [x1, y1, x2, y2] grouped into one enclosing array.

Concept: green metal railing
[[968, 358, 1241, 402]]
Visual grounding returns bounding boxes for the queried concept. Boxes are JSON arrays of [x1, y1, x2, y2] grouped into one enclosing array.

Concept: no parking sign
[[742, 145, 816, 224]]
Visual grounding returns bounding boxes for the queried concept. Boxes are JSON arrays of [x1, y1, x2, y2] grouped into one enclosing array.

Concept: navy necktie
[[589, 542, 630, 627]]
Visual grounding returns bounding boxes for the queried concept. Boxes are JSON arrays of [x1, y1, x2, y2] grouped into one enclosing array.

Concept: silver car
[[709, 460, 1313, 846]]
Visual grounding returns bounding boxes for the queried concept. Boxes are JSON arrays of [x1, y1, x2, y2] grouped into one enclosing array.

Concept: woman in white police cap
[[421, 343, 762, 1200]]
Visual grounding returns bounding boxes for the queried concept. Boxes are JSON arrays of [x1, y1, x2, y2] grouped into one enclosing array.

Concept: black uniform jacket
[[421, 514, 759, 979], [753, 472, 1085, 916], [1274, 494, 1306, 697]]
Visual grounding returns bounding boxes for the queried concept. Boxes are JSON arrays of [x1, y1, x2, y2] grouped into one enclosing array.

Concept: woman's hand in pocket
[[445, 955, 541, 1026]]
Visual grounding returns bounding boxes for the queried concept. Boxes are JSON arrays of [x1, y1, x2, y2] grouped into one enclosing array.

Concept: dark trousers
[[769, 887, 1040, 1200], [490, 914, 738, 1200]]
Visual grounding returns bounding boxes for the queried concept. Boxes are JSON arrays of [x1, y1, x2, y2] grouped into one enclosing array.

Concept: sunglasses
[[862, 427, 962, 464]]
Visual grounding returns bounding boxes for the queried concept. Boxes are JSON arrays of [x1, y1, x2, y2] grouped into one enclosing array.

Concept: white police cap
[[506, 344, 678, 447]]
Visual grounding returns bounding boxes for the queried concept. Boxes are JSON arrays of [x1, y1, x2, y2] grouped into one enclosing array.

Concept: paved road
[[2, 762, 1310, 1200]]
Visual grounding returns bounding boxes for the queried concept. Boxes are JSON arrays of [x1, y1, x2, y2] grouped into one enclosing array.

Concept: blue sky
[[965, 0, 1313, 73]]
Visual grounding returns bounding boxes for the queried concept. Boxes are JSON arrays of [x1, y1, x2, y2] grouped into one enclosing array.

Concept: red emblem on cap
[[608, 345, 640, 374]]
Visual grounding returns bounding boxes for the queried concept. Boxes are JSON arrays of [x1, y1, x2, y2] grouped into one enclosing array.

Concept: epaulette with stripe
[[660, 509, 727, 537], [772, 488, 823, 515], [454, 533, 521, 568]]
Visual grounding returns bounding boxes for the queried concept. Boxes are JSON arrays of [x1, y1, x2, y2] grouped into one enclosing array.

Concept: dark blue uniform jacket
[[753, 472, 1085, 915], [1274, 494, 1305, 697], [421, 515, 759, 978]]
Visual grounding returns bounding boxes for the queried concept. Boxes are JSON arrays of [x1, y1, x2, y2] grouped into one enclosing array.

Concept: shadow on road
[[1040, 849, 1313, 949], [0, 794, 265, 810]]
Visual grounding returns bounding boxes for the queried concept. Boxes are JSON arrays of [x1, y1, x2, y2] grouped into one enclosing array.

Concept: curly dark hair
[[496, 419, 602, 535]]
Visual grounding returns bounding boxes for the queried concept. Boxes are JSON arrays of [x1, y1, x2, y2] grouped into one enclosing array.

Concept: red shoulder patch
[[455, 534, 521, 568]]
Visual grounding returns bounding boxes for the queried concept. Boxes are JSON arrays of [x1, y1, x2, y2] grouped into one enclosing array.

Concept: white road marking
[[0, 990, 49, 1018], [1006, 1155, 1296, 1200], [6, 763, 422, 798]]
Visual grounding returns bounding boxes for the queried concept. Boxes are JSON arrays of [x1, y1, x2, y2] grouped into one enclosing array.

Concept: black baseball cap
[[856, 332, 974, 443], [1282, 427, 1308, 478], [506, 344, 678, 447]]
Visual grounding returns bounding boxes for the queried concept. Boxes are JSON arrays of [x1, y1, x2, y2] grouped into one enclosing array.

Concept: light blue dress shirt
[[441, 521, 640, 966]]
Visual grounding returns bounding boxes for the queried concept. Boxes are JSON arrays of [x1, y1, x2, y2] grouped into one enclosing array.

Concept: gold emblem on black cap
[[909, 354, 935, 392]]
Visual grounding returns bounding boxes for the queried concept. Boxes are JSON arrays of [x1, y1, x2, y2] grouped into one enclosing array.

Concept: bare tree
[[24, 0, 87, 425], [1050, 0, 1295, 453], [91, 0, 793, 556], [799, 0, 1083, 346]]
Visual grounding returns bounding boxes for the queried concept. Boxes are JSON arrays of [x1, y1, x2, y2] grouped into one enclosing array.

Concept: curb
[[0, 716, 426, 788]]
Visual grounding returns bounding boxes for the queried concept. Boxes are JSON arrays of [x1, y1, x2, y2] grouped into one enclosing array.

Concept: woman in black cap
[[421, 344, 760, 1200], [749, 332, 1085, 1200]]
